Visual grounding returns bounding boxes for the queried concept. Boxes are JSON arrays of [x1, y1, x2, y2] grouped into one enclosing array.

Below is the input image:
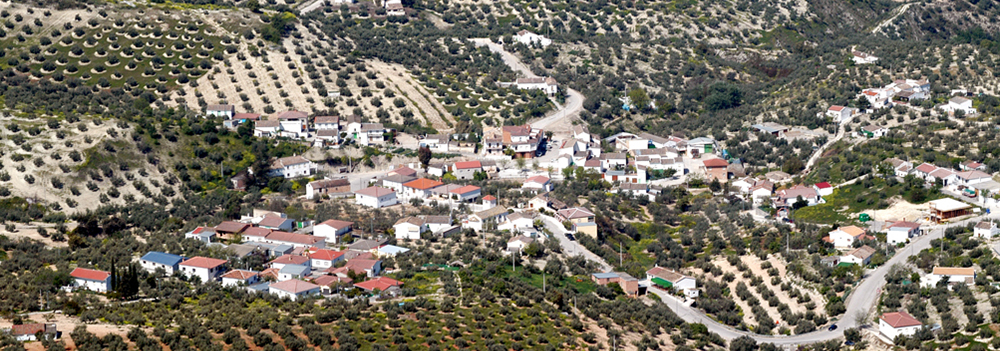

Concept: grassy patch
[[793, 178, 944, 225]]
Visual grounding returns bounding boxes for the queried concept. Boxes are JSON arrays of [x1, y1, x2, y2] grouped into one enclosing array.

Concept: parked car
[[828, 324, 837, 331]]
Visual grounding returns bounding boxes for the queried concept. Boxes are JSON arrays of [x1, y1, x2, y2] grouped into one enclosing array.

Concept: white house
[[851, 51, 878, 64], [513, 30, 552, 47], [419, 134, 450, 152], [253, 120, 282, 137], [923, 267, 976, 287], [401, 178, 444, 200], [221, 270, 260, 287], [514, 77, 559, 96], [954, 170, 992, 186], [307, 249, 345, 269], [828, 225, 870, 248], [463, 207, 509, 232], [269, 280, 321, 301], [10, 323, 57, 342], [940, 96, 977, 116], [139, 251, 185, 275], [499, 211, 537, 233], [975, 221, 999, 239], [70, 267, 111, 292], [860, 125, 889, 138], [522, 175, 553, 193], [879, 311, 922, 340], [354, 186, 399, 208], [260, 156, 317, 179], [279, 264, 311, 281], [306, 178, 351, 200], [507, 235, 534, 253], [394, 217, 426, 240], [258, 215, 294, 231], [313, 219, 353, 243], [813, 182, 834, 197], [647, 266, 699, 298], [356, 123, 386, 146], [274, 111, 308, 138], [886, 221, 921, 245], [206, 104, 235, 119], [826, 105, 851, 123], [178, 257, 228, 283], [450, 185, 481, 203], [314, 116, 340, 131], [269, 254, 311, 271], [840, 245, 875, 266]]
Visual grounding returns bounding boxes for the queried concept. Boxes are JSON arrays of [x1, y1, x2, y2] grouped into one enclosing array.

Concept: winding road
[[804, 115, 852, 174], [470, 38, 585, 132]]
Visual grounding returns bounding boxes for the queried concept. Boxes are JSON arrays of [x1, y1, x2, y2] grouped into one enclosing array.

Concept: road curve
[[469, 38, 585, 131], [649, 214, 991, 345]]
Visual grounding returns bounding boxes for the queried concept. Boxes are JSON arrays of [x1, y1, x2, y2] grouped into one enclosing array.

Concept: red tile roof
[[403, 178, 444, 190], [221, 270, 258, 280], [814, 182, 832, 189], [265, 231, 324, 245], [269, 279, 320, 294], [483, 195, 497, 201], [270, 254, 310, 266], [354, 276, 402, 292], [525, 175, 550, 184], [274, 110, 308, 120], [880, 311, 922, 328], [180, 257, 228, 269], [454, 161, 482, 170], [313, 274, 352, 286], [345, 259, 379, 273], [450, 185, 481, 195], [703, 158, 728, 168], [319, 219, 353, 230], [354, 186, 396, 197], [11, 324, 47, 336], [914, 163, 937, 174], [388, 166, 417, 177], [828, 105, 844, 112], [308, 249, 345, 261], [71, 268, 110, 281], [242, 227, 272, 238]]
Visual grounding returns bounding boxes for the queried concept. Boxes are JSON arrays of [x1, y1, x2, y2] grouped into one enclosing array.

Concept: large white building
[[269, 280, 321, 301], [879, 311, 922, 340], [514, 30, 552, 47], [514, 77, 559, 96], [70, 267, 112, 292], [179, 257, 228, 283], [260, 156, 317, 179], [274, 111, 308, 138], [354, 186, 399, 208], [313, 219, 353, 243]]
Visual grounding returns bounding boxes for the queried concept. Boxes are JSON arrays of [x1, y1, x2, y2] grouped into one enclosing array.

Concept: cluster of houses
[[206, 105, 391, 147], [857, 79, 931, 110], [70, 212, 411, 300]]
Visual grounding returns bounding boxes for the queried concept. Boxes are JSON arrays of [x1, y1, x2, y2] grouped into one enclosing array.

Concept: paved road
[[538, 214, 612, 271], [871, 3, 913, 34], [804, 115, 852, 174], [647, 213, 995, 345], [469, 38, 585, 133], [298, 0, 326, 14]]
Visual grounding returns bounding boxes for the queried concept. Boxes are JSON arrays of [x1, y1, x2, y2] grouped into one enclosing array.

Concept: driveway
[[538, 214, 611, 272]]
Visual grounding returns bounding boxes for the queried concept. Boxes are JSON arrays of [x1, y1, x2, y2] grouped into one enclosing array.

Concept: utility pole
[[543, 270, 546, 293]]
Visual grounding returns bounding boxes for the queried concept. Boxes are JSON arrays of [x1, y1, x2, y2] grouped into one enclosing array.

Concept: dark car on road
[[828, 324, 837, 331]]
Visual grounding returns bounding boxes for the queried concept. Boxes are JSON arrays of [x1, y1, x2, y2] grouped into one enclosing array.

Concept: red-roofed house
[[221, 270, 260, 287], [312, 275, 353, 294], [71, 268, 111, 292], [269, 280, 321, 301], [354, 276, 403, 293], [314, 219, 353, 243], [345, 259, 382, 277], [453, 161, 482, 180], [813, 182, 833, 196], [402, 178, 444, 199], [702, 158, 729, 182], [388, 165, 418, 177], [269, 254, 311, 270], [10, 323, 57, 341], [450, 185, 482, 202], [354, 186, 398, 208], [879, 311, 922, 339], [179, 257, 228, 283], [960, 160, 987, 171], [308, 249, 345, 269], [522, 175, 553, 193], [826, 105, 850, 123]]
